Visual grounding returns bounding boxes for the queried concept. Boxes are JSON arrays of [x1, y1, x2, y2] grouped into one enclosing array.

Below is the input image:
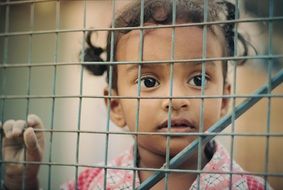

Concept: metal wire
[[46, 1, 59, 188], [74, 0, 86, 189], [1, 94, 283, 100], [229, 0, 239, 188], [1, 159, 282, 178], [264, 1, 274, 189], [132, 0, 145, 188], [1, 16, 283, 37], [21, 1, 35, 189], [1, 128, 282, 137], [102, 1, 116, 188], [138, 69, 283, 189], [0, 0, 10, 185], [1, 54, 283, 68], [0, 0, 283, 189], [196, 0, 208, 188]]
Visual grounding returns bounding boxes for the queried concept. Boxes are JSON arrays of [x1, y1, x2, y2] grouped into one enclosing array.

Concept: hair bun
[[84, 31, 107, 76]]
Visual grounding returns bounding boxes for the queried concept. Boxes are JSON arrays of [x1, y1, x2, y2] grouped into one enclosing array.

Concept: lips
[[157, 118, 196, 133]]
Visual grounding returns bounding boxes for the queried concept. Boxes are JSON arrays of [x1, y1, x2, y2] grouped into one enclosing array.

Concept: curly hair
[[84, 0, 248, 91]]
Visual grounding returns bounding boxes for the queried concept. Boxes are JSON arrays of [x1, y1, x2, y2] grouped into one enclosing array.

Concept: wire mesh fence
[[0, 0, 283, 189]]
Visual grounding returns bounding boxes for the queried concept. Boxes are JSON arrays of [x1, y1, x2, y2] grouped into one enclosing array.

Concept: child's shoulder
[[245, 175, 272, 190], [200, 141, 272, 190], [61, 146, 136, 190]]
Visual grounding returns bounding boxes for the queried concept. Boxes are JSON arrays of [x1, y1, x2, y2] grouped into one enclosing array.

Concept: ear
[[104, 87, 126, 128], [220, 83, 231, 117]]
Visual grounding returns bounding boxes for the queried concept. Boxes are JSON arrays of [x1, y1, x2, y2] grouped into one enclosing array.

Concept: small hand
[[1, 114, 45, 190]]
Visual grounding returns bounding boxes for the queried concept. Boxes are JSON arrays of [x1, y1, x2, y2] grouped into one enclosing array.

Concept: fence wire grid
[[0, 0, 283, 190]]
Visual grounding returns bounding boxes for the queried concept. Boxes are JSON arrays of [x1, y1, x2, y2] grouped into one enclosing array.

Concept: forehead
[[116, 26, 223, 61]]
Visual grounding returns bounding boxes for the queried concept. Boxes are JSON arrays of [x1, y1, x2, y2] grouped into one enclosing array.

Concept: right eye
[[137, 76, 160, 89]]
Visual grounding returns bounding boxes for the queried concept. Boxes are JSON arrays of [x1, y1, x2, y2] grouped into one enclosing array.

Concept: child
[[1, 0, 273, 189]]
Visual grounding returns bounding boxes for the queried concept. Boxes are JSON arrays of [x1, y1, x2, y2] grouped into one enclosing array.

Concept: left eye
[[188, 74, 208, 87], [139, 76, 160, 88]]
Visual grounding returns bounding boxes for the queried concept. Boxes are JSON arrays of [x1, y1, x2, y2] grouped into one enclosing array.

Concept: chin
[[161, 137, 196, 156], [139, 135, 197, 157]]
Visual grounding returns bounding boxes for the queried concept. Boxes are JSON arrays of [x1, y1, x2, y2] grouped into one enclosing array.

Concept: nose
[[161, 97, 190, 112], [161, 76, 191, 112]]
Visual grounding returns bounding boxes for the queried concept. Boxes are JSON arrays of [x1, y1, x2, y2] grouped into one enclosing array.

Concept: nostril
[[181, 103, 188, 108], [165, 102, 188, 110], [162, 98, 190, 111]]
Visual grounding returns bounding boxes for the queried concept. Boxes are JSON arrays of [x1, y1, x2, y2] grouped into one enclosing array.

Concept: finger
[[27, 114, 44, 130], [3, 120, 15, 138], [12, 120, 26, 138], [23, 127, 42, 161]]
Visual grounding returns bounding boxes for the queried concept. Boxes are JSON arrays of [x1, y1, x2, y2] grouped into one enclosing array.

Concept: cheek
[[120, 99, 137, 126], [120, 99, 155, 125], [139, 99, 159, 127], [202, 99, 223, 129], [123, 99, 159, 132]]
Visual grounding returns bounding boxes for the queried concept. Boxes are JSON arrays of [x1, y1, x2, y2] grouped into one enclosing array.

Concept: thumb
[[23, 127, 42, 161]]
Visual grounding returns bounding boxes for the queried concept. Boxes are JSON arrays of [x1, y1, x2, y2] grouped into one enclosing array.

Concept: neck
[[137, 145, 209, 189]]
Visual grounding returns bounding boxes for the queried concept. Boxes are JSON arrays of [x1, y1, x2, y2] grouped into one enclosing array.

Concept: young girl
[[1, 0, 273, 189]]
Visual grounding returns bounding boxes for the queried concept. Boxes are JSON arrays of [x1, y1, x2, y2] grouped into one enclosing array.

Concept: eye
[[138, 76, 160, 88], [188, 74, 208, 88]]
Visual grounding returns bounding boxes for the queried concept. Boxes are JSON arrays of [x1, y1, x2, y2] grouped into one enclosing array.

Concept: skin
[[1, 114, 44, 190], [106, 26, 230, 189], [0, 26, 230, 190]]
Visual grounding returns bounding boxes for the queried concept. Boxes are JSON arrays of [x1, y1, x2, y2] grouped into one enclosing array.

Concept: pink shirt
[[61, 143, 272, 190]]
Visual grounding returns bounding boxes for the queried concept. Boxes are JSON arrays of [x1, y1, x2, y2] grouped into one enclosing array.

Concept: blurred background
[[0, 0, 282, 189]]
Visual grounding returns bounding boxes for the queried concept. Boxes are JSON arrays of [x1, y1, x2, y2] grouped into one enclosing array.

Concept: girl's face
[[107, 26, 230, 156]]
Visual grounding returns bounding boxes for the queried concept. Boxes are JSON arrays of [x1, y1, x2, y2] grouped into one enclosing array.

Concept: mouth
[[157, 118, 196, 133]]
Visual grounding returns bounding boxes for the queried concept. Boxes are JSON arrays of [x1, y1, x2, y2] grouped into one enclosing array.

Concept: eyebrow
[[125, 61, 216, 72], [191, 62, 217, 70]]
